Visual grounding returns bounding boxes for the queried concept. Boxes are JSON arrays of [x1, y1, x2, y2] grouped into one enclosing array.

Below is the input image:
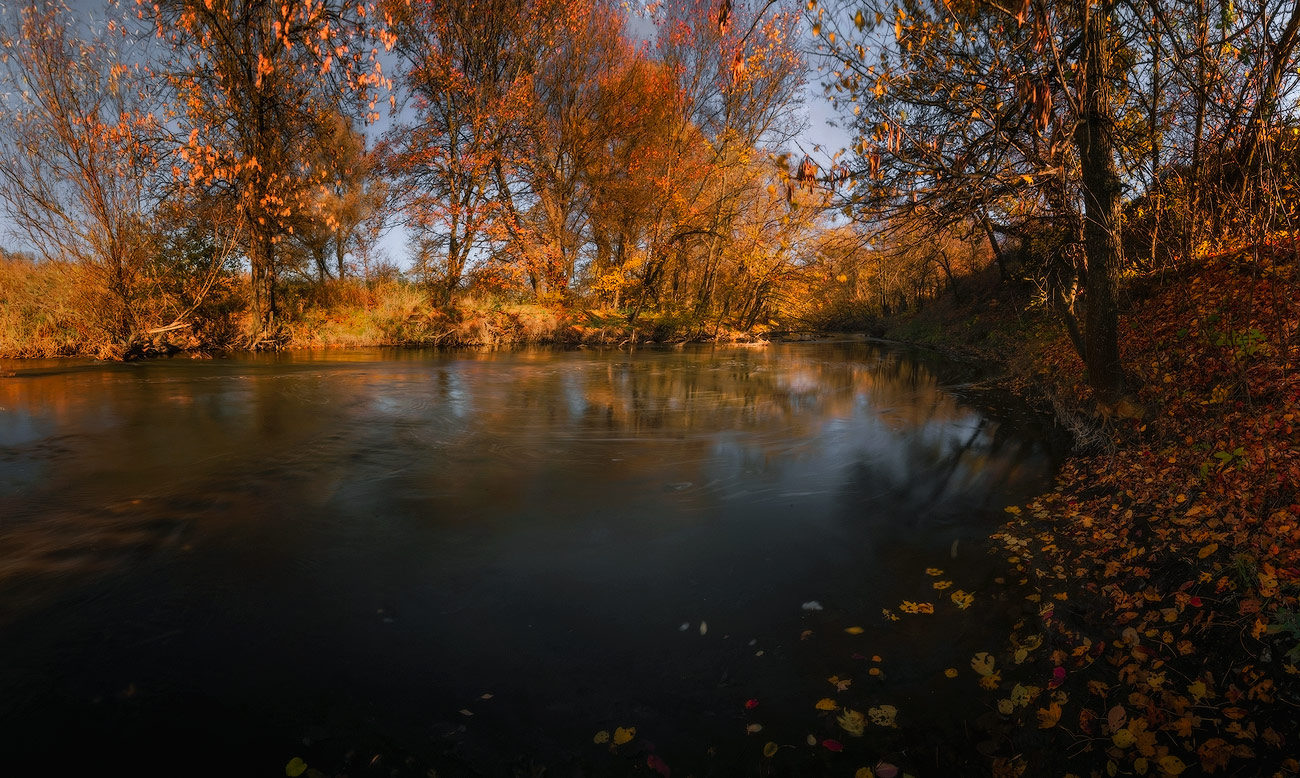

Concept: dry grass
[[0, 257, 94, 358]]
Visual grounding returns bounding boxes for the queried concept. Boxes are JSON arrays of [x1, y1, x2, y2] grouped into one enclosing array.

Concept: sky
[[1, 0, 854, 268]]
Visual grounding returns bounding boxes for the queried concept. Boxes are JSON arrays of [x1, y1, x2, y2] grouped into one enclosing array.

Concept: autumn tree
[[649, 0, 807, 318], [382, 0, 571, 304], [0, 1, 163, 347], [288, 112, 385, 283], [138, 0, 391, 340]]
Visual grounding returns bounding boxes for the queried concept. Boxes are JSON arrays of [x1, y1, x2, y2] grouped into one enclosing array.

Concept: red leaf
[[822, 739, 843, 752]]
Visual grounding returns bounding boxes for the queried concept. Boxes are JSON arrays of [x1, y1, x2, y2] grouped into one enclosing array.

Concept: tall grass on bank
[[0, 256, 95, 358]]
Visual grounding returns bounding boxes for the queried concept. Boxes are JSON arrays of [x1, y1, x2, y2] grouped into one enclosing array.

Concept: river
[[0, 341, 1060, 776]]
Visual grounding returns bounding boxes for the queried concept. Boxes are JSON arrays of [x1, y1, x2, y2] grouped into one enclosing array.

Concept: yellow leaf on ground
[[1198, 543, 1218, 559], [1157, 756, 1187, 775], [971, 652, 996, 676], [1037, 702, 1062, 728]]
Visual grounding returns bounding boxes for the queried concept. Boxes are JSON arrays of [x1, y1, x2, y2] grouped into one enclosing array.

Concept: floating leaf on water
[[679, 623, 689, 631], [997, 698, 1015, 715], [745, 698, 759, 709], [875, 762, 900, 778], [479, 693, 493, 700], [867, 705, 898, 728], [855, 769, 875, 778], [802, 601, 824, 611], [950, 590, 975, 609], [932, 580, 953, 590], [815, 697, 839, 711], [844, 626, 865, 635], [806, 734, 818, 746], [925, 568, 944, 576], [593, 730, 610, 744], [458, 709, 474, 716], [613, 726, 636, 745], [286, 758, 308, 778], [763, 741, 779, 758], [837, 708, 866, 736], [944, 668, 958, 678], [822, 739, 844, 752], [746, 723, 763, 733], [647, 754, 671, 777], [971, 652, 995, 676], [699, 621, 708, 635]]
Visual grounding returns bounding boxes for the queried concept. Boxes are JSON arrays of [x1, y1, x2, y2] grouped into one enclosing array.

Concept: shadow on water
[[0, 342, 1065, 776]]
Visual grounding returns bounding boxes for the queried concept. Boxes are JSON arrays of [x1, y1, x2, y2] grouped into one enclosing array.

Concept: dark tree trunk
[[1074, 5, 1127, 404]]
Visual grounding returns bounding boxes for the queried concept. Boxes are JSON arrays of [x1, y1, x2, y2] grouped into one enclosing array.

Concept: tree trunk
[[249, 229, 277, 339], [1074, 4, 1127, 404]]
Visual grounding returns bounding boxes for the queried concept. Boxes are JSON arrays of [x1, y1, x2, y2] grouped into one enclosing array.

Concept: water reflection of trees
[[0, 344, 1054, 619]]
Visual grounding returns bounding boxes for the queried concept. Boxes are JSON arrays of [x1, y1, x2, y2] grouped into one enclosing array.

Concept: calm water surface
[[0, 342, 1059, 775]]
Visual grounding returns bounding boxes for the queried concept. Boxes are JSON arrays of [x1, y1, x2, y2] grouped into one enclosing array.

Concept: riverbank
[[0, 260, 775, 359], [880, 248, 1300, 776]]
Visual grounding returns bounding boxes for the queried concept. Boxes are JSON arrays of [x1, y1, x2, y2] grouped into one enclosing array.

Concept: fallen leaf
[[875, 762, 900, 778], [647, 753, 671, 777], [1157, 755, 1187, 775], [763, 741, 778, 758], [867, 704, 898, 727], [746, 723, 763, 733], [593, 730, 610, 744], [822, 739, 844, 752], [815, 698, 839, 711], [925, 568, 945, 576], [613, 726, 636, 745], [285, 758, 308, 778], [1037, 702, 1062, 728], [844, 626, 865, 635], [944, 668, 958, 678], [699, 622, 708, 635], [838, 708, 867, 736], [971, 652, 996, 676], [745, 698, 759, 709]]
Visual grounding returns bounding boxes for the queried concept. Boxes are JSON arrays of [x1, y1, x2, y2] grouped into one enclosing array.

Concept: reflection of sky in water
[[0, 343, 1060, 775]]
